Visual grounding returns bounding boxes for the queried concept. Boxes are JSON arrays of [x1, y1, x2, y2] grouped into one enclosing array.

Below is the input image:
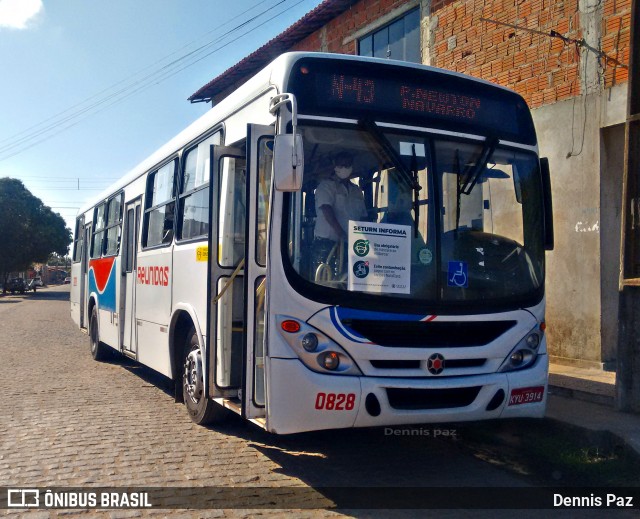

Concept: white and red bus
[[70, 52, 553, 434]]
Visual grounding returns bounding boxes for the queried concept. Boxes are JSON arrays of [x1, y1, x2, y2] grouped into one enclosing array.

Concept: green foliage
[[459, 418, 640, 486], [0, 178, 72, 279]]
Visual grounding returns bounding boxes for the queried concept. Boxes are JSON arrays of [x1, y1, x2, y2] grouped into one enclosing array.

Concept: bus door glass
[[73, 216, 85, 327], [122, 198, 141, 355], [208, 144, 246, 398], [244, 124, 274, 419], [81, 223, 91, 327]]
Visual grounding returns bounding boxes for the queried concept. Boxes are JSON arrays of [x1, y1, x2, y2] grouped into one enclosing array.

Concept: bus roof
[[77, 52, 523, 216]]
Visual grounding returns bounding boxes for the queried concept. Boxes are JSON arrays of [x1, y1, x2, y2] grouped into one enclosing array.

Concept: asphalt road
[[0, 285, 632, 518]]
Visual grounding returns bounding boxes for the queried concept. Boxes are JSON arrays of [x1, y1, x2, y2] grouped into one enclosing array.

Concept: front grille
[[386, 387, 481, 410], [344, 320, 516, 347], [445, 358, 486, 368], [370, 359, 486, 370], [370, 360, 421, 369]]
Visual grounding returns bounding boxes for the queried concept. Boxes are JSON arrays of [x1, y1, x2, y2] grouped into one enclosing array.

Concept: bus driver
[[313, 152, 367, 280]]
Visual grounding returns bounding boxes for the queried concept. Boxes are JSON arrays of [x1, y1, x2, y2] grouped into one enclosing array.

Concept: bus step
[[215, 397, 242, 416], [249, 417, 267, 429]]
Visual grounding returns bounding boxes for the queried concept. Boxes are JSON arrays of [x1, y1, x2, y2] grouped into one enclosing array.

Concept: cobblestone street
[[0, 286, 534, 518]]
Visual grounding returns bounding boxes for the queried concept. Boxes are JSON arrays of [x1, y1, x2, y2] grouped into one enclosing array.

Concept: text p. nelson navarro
[[554, 494, 635, 508]]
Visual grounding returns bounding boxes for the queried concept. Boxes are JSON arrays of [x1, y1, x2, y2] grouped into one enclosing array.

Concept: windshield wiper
[[361, 120, 422, 236], [460, 136, 498, 195], [409, 143, 421, 238]]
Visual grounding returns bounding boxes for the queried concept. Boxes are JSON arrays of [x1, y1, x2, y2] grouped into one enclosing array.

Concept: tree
[[0, 178, 71, 281]]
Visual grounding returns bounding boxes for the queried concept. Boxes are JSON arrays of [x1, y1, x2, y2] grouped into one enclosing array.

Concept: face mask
[[335, 166, 352, 179]]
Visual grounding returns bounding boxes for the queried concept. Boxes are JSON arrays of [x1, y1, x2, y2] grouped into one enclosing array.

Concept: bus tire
[[183, 327, 226, 425], [89, 306, 109, 361]]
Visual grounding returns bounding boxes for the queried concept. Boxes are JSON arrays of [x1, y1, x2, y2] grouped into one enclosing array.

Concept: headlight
[[498, 327, 542, 373], [526, 333, 540, 349], [320, 351, 340, 370], [301, 333, 319, 352], [277, 315, 362, 376]]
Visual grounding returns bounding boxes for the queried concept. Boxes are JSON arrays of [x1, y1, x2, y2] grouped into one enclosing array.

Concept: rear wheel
[[183, 327, 227, 425], [89, 306, 109, 361]]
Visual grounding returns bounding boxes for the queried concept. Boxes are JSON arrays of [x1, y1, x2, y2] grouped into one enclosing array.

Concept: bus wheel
[[183, 327, 226, 425], [89, 306, 109, 361]]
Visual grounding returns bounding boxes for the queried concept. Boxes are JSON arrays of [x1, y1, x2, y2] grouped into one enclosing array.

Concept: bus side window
[[179, 132, 220, 241], [91, 202, 106, 258], [105, 193, 123, 256], [73, 216, 84, 263], [143, 159, 177, 248]]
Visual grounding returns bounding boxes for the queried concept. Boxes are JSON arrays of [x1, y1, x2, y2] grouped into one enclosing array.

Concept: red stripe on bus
[[89, 257, 116, 293]]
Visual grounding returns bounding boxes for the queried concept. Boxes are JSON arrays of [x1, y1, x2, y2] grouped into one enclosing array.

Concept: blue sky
[[0, 0, 322, 234]]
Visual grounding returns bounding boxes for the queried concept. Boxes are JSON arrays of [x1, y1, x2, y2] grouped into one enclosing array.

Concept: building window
[[358, 8, 420, 63]]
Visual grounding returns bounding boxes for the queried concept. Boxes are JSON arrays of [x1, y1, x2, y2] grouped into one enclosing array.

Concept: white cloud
[[0, 0, 43, 29]]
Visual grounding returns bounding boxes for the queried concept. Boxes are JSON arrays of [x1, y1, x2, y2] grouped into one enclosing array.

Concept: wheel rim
[[184, 349, 203, 404]]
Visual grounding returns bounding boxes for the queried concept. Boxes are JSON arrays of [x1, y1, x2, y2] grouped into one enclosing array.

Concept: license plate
[[508, 386, 545, 406]]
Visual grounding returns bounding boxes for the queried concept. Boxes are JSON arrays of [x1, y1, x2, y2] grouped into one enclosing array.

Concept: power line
[[0, 0, 311, 162], [1, 174, 121, 181], [480, 17, 628, 69], [18, 179, 119, 184], [0, 1, 285, 160], [38, 187, 111, 191], [0, 0, 276, 151]]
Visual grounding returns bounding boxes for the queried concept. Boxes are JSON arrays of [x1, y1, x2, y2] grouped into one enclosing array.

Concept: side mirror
[[540, 157, 554, 251], [273, 133, 304, 192]]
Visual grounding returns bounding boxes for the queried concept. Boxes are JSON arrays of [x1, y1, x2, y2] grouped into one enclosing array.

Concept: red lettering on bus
[[137, 266, 170, 286]]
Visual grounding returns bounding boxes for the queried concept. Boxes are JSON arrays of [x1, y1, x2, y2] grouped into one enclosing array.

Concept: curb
[[548, 372, 616, 408]]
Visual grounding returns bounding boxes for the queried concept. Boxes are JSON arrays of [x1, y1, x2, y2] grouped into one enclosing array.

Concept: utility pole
[[617, 0, 640, 412]]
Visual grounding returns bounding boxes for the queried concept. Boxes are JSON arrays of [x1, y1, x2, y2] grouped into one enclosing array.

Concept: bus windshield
[[283, 122, 545, 309]]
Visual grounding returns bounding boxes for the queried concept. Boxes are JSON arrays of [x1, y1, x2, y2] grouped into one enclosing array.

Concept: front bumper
[[266, 355, 548, 434]]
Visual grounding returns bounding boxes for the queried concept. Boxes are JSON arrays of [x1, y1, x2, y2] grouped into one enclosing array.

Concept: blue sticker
[[447, 261, 468, 288]]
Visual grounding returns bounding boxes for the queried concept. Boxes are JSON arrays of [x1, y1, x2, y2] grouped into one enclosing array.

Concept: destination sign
[[288, 58, 537, 145], [319, 72, 511, 131]]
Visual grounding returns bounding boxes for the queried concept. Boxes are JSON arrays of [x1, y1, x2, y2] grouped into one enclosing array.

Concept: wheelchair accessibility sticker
[[448, 261, 468, 288]]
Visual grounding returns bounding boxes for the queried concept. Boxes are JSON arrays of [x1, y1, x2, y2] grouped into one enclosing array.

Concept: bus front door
[[208, 145, 247, 401], [207, 125, 273, 422], [121, 198, 141, 356], [243, 124, 274, 420]]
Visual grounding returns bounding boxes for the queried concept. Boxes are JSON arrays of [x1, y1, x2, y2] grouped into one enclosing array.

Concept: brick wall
[[209, 0, 630, 108], [430, 0, 630, 109], [289, 0, 630, 110], [290, 0, 412, 54], [602, 0, 631, 88]]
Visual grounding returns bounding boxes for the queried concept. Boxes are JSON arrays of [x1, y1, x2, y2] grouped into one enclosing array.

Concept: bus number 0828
[[315, 392, 356, 410]]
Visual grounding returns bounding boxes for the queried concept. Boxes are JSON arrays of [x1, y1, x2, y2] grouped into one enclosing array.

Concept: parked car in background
[[32, 277, 43, 287], [3, 278, 28, 294]]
